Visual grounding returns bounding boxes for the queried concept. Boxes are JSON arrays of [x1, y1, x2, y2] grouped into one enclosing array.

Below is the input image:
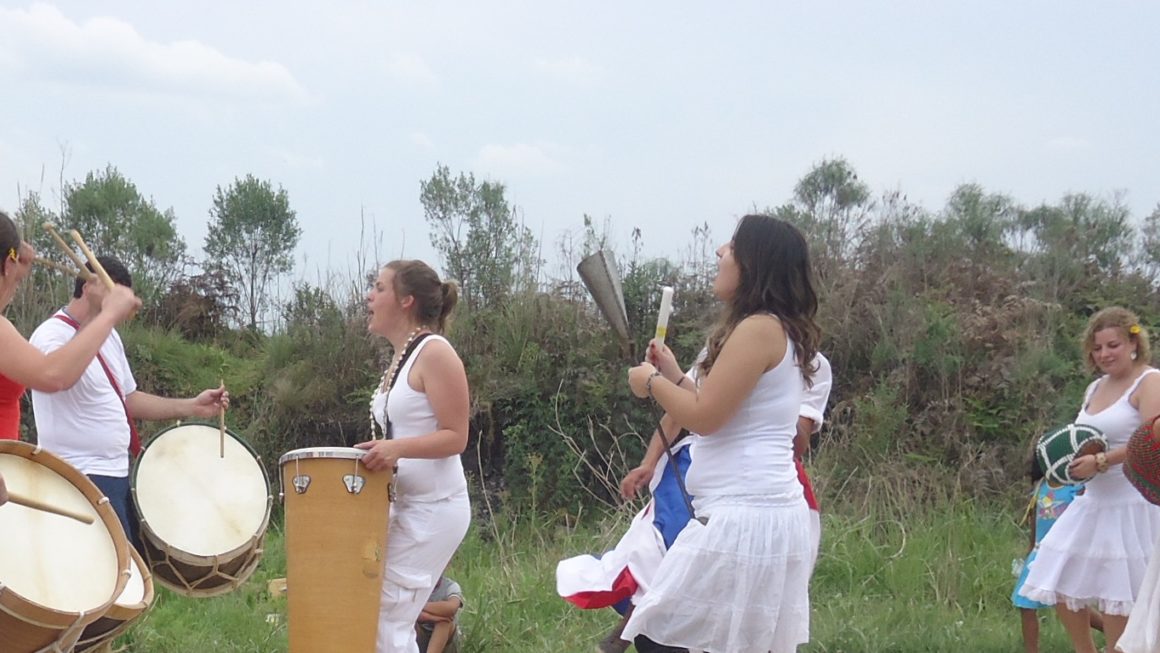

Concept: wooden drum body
[[133, 424, 272, 597], [279, 447, 392, 653], [0, 442, 130, 653]]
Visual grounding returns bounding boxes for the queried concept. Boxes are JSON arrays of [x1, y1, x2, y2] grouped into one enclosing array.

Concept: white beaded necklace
[[369, 326, 425, 440]]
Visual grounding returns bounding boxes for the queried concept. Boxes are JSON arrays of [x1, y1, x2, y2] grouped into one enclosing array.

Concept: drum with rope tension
[[0, 441, 131, 653], [1036, 423, 1108, 485], [133, 423, 272, 597]]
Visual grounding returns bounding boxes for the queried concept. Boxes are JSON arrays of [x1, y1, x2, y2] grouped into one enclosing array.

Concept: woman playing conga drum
[[0, 210, 139, 440], [356, 259, 471, 653], [622, 214, 821, 653], [1019, 307, 1160, 653]]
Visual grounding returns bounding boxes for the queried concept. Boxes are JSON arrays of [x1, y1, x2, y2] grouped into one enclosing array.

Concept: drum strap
[[378, 332, 433, 440], [53, 313, 142, 458]]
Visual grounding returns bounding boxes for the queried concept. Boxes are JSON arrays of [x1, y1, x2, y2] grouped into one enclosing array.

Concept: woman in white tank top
[[622, 215, 822, 653], [1016, 307, 1160, 653], [356, 260, 471, 653]]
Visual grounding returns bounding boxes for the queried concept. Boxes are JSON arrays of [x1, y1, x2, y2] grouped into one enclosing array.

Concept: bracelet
[[646, 371, 663, 400], [1095, 452, 1109, 474]]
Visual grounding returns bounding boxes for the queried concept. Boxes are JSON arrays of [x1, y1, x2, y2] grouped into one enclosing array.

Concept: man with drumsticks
[[28, 255, 229, 548]]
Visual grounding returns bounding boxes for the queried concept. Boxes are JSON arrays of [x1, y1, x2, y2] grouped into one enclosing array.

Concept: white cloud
[[0, 3, 308, 103], [533, 56, 601, 86], [383, 53, 438, 87], [474, 143, 561, 177], [410, 132, 435, 149]]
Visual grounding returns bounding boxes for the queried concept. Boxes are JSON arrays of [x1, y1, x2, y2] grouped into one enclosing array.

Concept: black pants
[[633, 635, 688, 653]]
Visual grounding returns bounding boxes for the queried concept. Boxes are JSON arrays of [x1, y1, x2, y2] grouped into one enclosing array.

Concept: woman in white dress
[[1019, 307, 1160, 653], [622, 214, 821, 653], [356, 260, 472, 653]]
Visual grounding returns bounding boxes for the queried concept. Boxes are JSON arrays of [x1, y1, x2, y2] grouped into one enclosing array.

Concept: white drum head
[[0, 453, 120, 612], [117, 549, 147, 606], [135, 425, 269, 557]]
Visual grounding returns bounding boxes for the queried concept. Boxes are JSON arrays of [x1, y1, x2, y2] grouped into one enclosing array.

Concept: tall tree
[[204, 175, 301, 330], [792, 157, 872, 263], [420, 164, 537, 310], [63, 166, 187, 305]]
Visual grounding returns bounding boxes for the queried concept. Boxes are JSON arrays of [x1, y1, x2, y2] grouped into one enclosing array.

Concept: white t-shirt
[[29, 311, 138, 477], [800, 353, 832, 432]]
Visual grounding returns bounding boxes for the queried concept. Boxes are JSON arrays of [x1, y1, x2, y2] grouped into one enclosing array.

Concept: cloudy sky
[[1, 1, 1157, 281]]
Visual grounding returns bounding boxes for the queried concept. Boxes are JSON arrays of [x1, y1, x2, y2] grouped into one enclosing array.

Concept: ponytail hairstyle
[[698, 215, 821, 385], [386, 259, 459, 333], [0, 211, 20, 278]]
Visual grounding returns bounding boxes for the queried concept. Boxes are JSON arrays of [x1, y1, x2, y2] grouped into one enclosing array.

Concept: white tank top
[[1076, 368, 1159, 486], [370, 335, 468, 502], [685, 338, 804, 500]]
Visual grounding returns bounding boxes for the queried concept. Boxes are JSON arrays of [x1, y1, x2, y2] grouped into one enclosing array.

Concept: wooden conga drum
[[279, 447, 392, 653], [0, 441, 130, 653]]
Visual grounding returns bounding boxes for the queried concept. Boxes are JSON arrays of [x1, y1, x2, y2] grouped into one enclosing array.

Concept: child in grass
[[416, 574, 463, 653], [1012, 448, 1102, 653]]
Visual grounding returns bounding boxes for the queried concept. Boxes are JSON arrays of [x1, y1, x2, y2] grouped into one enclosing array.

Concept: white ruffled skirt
[[621, 493, 811, 653], [1119, 531, 1160, 652], [1020, 468, 1160, 615]]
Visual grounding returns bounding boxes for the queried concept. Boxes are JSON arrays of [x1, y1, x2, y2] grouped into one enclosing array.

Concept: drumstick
[[219, 378, 226, 459], [42, 223, 95, 281], [69, 230, 115, 290], [34, 256, 87, 279], [7, 491, 95, 525]]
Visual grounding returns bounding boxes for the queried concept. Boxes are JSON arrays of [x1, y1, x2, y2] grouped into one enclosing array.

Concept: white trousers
[[376, 490, 471, 653]]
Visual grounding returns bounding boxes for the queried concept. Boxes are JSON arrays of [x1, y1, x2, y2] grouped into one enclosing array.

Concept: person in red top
[[0, 210, 140, 440]]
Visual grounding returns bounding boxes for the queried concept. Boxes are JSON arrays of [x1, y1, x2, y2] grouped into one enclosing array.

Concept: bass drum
[[0, 441, 130, 653], [133, 423, 272, 597]]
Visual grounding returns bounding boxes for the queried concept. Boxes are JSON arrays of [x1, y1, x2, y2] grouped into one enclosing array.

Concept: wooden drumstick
[[34, 256, 86, 278], [69, 230, 115, 291], [7, 491, 95, 525], [219, 378, 226, 459], [42, 223, 95, 281]]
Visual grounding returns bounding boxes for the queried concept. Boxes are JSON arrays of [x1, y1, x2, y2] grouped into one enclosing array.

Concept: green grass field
[[111, 502, 1091, 652]]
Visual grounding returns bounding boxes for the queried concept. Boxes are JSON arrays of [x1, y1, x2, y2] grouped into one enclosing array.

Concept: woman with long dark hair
[[622, 214, 820, 652]]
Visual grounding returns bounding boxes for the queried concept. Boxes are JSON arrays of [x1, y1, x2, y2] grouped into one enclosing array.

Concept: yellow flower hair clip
[[1130, 324, 1142, 335], [6, 248, 16, 263]]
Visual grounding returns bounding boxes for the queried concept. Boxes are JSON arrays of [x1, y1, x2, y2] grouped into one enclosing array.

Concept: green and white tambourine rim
[[1036, 424, 1107, 485]]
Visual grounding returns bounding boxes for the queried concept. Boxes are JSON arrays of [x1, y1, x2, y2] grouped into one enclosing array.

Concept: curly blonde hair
[[1082, 306, 1151, 373]]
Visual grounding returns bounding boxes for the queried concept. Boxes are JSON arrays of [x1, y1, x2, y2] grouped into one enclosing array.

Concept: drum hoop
[[278, 447, 369, 465], [0, 441, 131, 630], [106, 546, 155, 615]]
